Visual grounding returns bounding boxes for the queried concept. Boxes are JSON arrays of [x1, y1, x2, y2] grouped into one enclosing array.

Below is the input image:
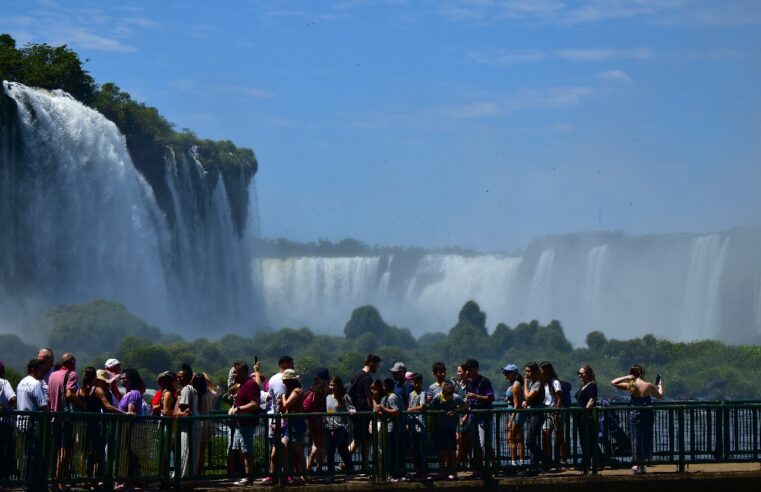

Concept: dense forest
[[0, 34, 256, 234], [1, 299, 759, 401]]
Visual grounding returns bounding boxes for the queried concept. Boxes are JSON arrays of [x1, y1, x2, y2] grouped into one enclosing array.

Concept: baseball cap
[[501, 364, 519, 373], [105, 358, 120, 369], [389, 362, 406, 373]]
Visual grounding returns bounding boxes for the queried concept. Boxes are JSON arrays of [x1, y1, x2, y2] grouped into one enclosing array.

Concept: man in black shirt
[[348, 354, 381, 472]]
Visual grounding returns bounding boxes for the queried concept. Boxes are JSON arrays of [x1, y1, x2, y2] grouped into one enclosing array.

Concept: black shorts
[[352, 414, 370, 442]]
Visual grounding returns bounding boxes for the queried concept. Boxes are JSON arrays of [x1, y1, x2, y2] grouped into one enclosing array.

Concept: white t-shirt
[[0, 377, 16, 409], [17, 375, 47, 411], [544, 379, 562, 407], [179, 385, 199, 415], [267, 372, 285, 413]]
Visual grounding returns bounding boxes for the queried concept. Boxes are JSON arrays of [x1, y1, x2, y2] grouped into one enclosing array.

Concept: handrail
[[1, 403, 760, 489]]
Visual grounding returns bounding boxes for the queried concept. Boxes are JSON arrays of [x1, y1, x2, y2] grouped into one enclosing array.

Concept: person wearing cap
[[501, 364, 525, 466], [279, 369, 307, 484], [260, 355, 294, 485], [104, 358, 123, 401], [305, 368, 330, 474], [348, 353, 381, 473], [389, 361, 412, 408]]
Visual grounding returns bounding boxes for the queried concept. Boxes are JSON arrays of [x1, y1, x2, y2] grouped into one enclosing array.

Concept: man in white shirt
[[16, 359, 48, 412], [0, 361, 17, 410], [178, 370, 199, 477], [261, 355, 293, 485]]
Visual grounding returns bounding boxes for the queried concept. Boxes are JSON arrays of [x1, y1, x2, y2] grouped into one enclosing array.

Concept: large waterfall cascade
[[0, 82, 261, 337], [259, 230, 761, 345]]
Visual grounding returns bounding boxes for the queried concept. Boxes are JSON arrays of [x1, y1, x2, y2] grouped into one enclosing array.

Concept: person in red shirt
[[229, 363, 261, 486]]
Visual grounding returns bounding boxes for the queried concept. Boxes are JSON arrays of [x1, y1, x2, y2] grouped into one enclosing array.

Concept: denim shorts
[[232, 426, 254, 454]]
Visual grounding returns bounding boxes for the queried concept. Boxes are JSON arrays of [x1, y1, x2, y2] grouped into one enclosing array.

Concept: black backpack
[[559, 380, 573, 407]]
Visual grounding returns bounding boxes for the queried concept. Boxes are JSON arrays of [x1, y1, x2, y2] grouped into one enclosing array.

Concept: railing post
[[590, 407, 599, 475], [484, 411, 493, 478], [274, 413, 283, 486], [174, 415, 182, 491], [677, 407, 686, 472]]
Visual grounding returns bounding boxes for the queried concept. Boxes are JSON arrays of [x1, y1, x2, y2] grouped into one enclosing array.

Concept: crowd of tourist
[[0, 348, 665, 487]]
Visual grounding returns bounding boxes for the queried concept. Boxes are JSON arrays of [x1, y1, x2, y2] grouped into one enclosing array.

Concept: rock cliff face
[[0, 82, 264, 337]]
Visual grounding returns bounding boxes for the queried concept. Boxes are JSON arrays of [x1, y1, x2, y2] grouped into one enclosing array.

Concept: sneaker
[[260, 476, 274, 485], [233, 477, 251, 486]]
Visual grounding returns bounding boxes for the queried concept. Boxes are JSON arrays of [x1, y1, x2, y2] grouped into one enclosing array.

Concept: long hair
[[539, 361, 560, 382], [580, 365, 596, 382], [192, 373, 208, 396], [83, 366, 97, 386], [331, 376, 346, 401], [524, 362, 542, 383]]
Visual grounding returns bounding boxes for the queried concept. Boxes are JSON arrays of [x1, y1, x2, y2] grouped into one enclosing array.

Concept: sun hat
[[95, 369, 113, 383], [389, 362, 406, 373], [282, 368, 299, 380], [501, 364, 519, 373]]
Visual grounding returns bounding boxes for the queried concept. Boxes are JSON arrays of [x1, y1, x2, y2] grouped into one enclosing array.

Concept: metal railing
[[1, 402, 760, 489]]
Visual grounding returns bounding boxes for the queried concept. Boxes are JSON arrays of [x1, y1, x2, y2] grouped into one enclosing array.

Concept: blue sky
[[3, 0, 760, 251]]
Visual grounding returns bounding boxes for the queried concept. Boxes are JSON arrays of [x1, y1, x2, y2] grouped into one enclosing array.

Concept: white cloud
[[445, 101, 500, 119], [61, 28, 136, 53], [597, 69, 633, 82], [439, 0, 761, 27], [468, 50, 547, 65], [556, 48, 653, 61]]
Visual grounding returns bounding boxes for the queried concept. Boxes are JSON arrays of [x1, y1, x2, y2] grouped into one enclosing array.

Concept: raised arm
[[611, 375, 634, 391]]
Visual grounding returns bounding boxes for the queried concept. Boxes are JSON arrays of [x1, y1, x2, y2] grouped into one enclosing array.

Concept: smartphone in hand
[[655, 374, 662, 386]]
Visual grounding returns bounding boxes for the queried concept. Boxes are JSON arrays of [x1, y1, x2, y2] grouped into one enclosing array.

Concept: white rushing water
[[0, 82, 259, 336], [582, 245, 609, 322], [681, 235, 730, 340]]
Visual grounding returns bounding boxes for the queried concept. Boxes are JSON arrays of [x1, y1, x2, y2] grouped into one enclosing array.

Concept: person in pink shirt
[[104, 358, 123, 401], [48, 352, 85, 490]]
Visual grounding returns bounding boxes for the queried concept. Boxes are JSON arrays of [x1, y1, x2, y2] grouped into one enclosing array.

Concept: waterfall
[[525, 249, 556, 322], [0, 82, 260, 336], [582, 245, 609, 321], [681, 235, 730, 340], [260, 257, 385, 331], [406, 254, 523, 331]]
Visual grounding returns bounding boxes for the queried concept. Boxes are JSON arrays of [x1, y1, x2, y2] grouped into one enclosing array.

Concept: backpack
[[303, 389, 323, 413], [60, 370, 75, 413], [559, 380, 573, 407]]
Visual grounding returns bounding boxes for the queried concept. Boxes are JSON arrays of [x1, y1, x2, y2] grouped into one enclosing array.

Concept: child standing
[[431, 382, 466, 480], [407, 373, 427, 479]]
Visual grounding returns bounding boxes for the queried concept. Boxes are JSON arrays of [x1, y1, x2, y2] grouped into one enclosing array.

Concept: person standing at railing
[[305, 368, 330, 475], [262, 355, 294, 485], [348, 353, 382, 474], [325, 376, 355, 477], [575, 365, 598, 475], [0, 360, 17, 482], [407, 372, 427, 479], [49, 352, 85, 491], [16, 359, 49, 484], [177, 370, 199, 478], [192, 373, 216, 476], [501, 364, 525, 466], [79, 367, 123, 482], [375, 378, 404, 481], [279, 369, 307, 485], [523, 362, 552, 469], [453, 364, 471, 470], [431, 381, 466, 480], [229, 362, 262, 487], [540, 361, 568, 466], [463, 358, 495, 477], [611, 364, 664, 475]]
